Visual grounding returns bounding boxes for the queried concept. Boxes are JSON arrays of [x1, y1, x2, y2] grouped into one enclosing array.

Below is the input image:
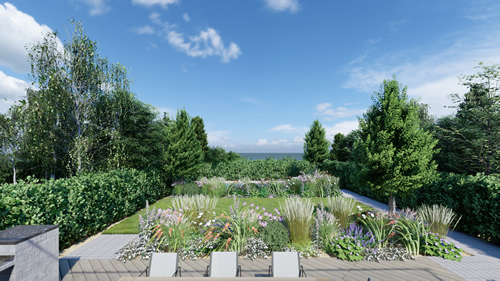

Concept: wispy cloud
[[348, 55, 367, 66], [241, 97, 267, 107], [367, 38, 381, 45], [149, 12, 162, 24], [183, 13, 190, 22], [267, 124, 308, 134], [323, 121, 360, 140], [342, 24, 500, 117], [256, 139, 268, 146], [132, 0, 178, 9], [79, 0, 111, 15], [181, 64, 187, 73], [263, 0, 299, 13], [463, 0, 500, 20], [314, 103, 365, 120], [384, 19, 408, 32], [167, 28, 241, 63], [0, 3, 63, 73], [132, 25, 154, 35]]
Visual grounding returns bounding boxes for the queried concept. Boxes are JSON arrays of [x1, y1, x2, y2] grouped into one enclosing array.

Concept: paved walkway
[[341, 189, 500, 281], [60, 234, 138, 260]]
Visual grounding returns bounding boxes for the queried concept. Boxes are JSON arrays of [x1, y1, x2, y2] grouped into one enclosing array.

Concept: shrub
[[313, 203, 340, 250], [181, 182, 202, 196], [258, 220, 289, 252], [0, 169, 166, 250], [421, 232, 463, 261], [172, 195, 218, 227], [326, 235, 364, 261]]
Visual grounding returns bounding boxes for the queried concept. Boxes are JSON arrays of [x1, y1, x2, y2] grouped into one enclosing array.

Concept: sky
[[1, 0, 500, 153]]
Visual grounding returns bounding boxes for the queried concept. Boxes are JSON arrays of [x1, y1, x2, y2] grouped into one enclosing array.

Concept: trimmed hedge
[[195, 158, 316, 180], [330, 161, 500, 245], [0, 169, 167, 250]]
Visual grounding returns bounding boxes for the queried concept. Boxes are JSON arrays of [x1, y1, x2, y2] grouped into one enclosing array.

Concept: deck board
[[58, 256, 465, 281]]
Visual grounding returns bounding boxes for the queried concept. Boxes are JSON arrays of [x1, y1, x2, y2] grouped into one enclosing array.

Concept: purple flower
[[243, 202, 246, 206], [445, 249, 449, 254], [262, 207, 266, 211], [250, 203, 254, 207], [256, 206, 259, 210]]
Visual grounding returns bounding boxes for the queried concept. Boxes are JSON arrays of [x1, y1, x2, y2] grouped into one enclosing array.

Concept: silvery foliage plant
[[364, 245, 415, 262], [242, 237, 269, 261], [115, 201, 161, 262]]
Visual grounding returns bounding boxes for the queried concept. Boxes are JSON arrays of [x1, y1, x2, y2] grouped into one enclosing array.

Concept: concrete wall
[[0, 226, 59, 281]]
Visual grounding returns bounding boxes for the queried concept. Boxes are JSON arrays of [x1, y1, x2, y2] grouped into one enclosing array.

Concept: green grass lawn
[[103, 196, 374, 234]]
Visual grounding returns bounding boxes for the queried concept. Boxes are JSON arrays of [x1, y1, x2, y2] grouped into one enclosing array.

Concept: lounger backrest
[[272, 251, 301, 277], [148, 253, 179, 277], [209, 251, 238, 277]]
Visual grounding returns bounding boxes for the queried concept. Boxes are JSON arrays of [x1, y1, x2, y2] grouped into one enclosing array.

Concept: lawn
[[103, 196, 374, 234]]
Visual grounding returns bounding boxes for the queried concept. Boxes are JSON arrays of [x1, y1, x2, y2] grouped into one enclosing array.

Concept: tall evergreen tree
[[191, 116, 209, 160], [436, 62, 500, 175], [303, 120, 330, 165], [351, 76, 438, 214], [163, 109, 203, 179], [330, 133, 351, 162]]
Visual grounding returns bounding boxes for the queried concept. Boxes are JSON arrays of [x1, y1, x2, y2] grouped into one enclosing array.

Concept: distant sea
[[238, 153, 304, 161]]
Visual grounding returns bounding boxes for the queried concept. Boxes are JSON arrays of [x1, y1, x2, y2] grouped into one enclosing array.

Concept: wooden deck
[[59, 257, 465, 281]]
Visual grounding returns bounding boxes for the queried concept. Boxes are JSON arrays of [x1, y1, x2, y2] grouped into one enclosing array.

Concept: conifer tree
[[351, 76, 438, 214], [192, 116, 209, 160], [163, 109, 203, 179], [330, 132, 351, 162], [303, 120, 330, 165]]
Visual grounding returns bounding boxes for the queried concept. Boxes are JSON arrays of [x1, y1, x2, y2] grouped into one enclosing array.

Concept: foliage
[[326, 196, 356, 229], [197, 176, 227, 197], [436, 62, 500, 175], [204, 146, 241, 166], [326, 235, 365, 261], [150, 208, 194, 253], [417, 204, 461, 237], [163, 109, 203, 180], [364, 245, 414, 262], [358, 211, 397, 249], [0, 106, 23, 184], [172, 194, 218, 227], [242, 237, 269, 261], [196, 158, 315, 180], [181, 182, 203, 196], [258, 220, 289, 252], [395, 212, 430, 256], [191, 116, 209, 160], [341, 222, 376, 248], [313, 203, 340, 250], [303, 120, 330, 164], [351, 76, 439, 213], [330, 133, 351, 162], [0, 169, 165, 250], [421, 232, 463, 261], [280, 197, 314, 246]]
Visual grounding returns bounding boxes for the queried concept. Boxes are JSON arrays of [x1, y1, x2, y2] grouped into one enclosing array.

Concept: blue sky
[[1, 0, 499, 152]]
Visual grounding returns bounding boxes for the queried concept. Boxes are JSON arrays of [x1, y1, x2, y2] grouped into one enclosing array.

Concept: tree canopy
[[303, 119, 330, 164]]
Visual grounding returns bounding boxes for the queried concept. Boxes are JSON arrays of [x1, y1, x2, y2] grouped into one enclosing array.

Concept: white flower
[[199, 212, 203, 216], [362, 214, 366, 219], [370, 213, 374, 217], [199, 222, 202, 225]]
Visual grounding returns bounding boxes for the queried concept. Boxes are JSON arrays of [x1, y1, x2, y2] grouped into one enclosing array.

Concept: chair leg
[[268, 265, 272, 277], [238, 265, 242, 277], [205, 265, 209, 277], [139, 266, 148, 277], [301, 265, 307, 277], [177, 266, 182, 277]]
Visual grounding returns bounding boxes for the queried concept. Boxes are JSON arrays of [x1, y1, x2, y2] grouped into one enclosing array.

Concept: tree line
[[303, 64, 500, 212], [0, 21, 239, 185]]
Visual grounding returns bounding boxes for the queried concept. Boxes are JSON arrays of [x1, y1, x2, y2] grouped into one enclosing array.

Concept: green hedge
[[0, 169, 166, 250], [330, 161, 500, 245], [195, 158, 316, 180]]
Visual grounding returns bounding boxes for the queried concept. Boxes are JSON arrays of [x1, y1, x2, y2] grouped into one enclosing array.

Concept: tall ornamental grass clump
[[326, 196, 356, 229], [396, 211, 430, 256], [280, 197, 314, 246], [173, 195, 218, 227], [417, 204, 461, 237]]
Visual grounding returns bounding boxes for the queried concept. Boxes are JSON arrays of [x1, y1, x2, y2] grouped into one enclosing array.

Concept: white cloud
[[294, 136, 304, 143], [267, 124, 308, 134], [384, 19, 408, 32], [132, 25, 154, 35], [342, 24, 500, 117], [149, 12, 162, 24], [323, 121, 360, 140], [0, 71, 30, 113], [207, 130, 234, 148], [367, 38, 381, 45], [347, 55, 367, 66], [264, 0, 299, 13], [183, 13, 190, 22], [167, 28, 241, 63], [132, 0, 178, 9], [271, 139, 289, 145], [181, 64, 187, 73], [314, 103, 365, 120], [0, 3, 63, 73], [241, 97, 267, 107], [79, 0, 111, 15], [256, 139, 268, 146]]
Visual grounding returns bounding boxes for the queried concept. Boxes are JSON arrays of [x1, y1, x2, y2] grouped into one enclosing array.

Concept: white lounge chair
[[269, 251, 306, 277], [205, 251, 241, 277], [140, 253, 181, 277]]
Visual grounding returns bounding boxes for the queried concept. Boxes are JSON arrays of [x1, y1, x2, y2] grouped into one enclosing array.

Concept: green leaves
[[303, 120, 330, 164]]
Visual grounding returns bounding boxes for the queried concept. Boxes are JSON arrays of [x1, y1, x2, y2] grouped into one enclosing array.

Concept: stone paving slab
[[341, 189, 500, 281], [61, 235, 138, 260]]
